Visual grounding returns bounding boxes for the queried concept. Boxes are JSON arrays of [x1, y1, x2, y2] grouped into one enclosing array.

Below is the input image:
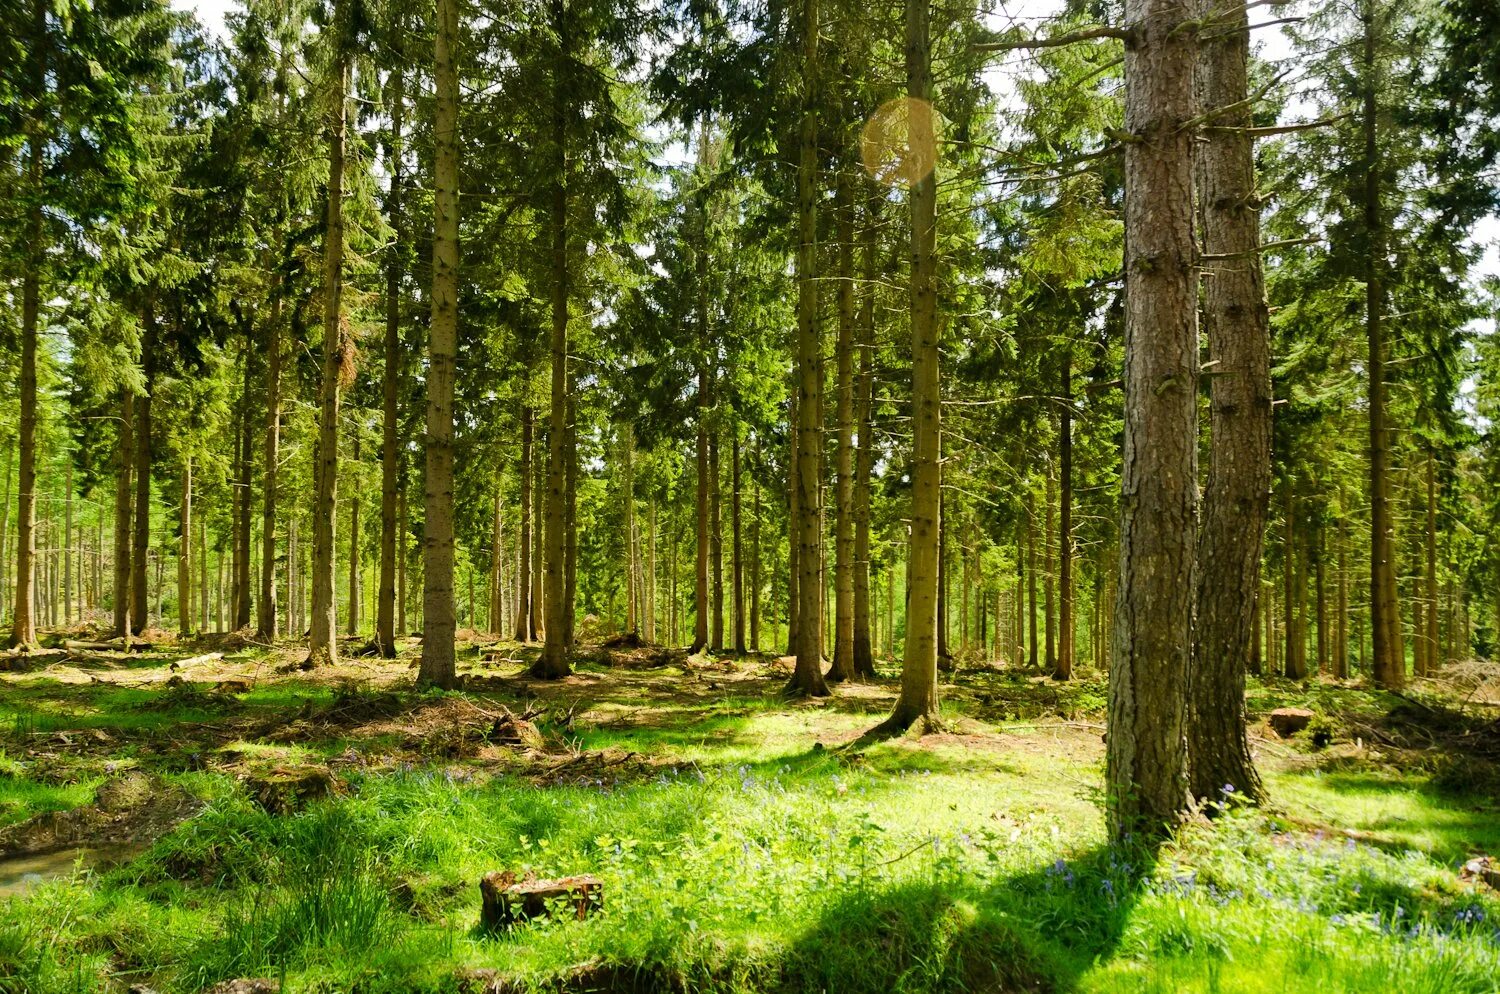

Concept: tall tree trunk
[[397, 487, 408, 635], [376, 66, 405, 658], [733, 432, 746, 653], [515, 407, 533, 640], [178, 458, 192, 636], [1189, 0, 1270, 802], [1336, 512, 1349, 678], [1424, 449, 1439, 675], [534, 4, 572, 680], [348, 436, 363, 635], [623, 427, 637, 633], [1363, 0, 1402, 688], [788, 0, 829, 697], [1044, 460, 1056, 671], [787, 393, 800, 656], [234, 338, 254, 630], [874, 0, 938, 730], [257, 285, 283, 639], [308, 0, 351, 665], [564, 389, 578, 647], [10, 7, 43, 649], [1057, 348, 1073, 681], [710, 433, 724, 652], [750, 451, 761, 653], [491, 466, 505, 634], [131, 308, 158, 635], [852, 198, 878, 677], [531, 432, 544, 640], [830, 172, 857, 681], [1316, 527, 1328, 671], [63, 462, 73, 626], [1027, 488, 1038, 668], [1106, 0, 1197, 837], [199, 511, 208, 632], [420, 0, 460, 687]]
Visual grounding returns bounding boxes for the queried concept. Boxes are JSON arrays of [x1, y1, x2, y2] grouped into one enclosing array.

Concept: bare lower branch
[[972, 25, 1132, 53]]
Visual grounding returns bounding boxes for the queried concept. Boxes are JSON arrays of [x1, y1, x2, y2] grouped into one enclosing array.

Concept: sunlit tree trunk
[[376, 65, 405, 658], [829, 173, 857, 681], [178, 458, 192, 636], [309, 0, 351, 665], [131, 306, 158, 635], [1106, 0, 1197, 838]]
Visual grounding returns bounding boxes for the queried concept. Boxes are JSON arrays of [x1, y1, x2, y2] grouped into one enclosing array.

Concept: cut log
[[174, 652, 225, 668], [479, 871, 601, 929], [1268, 707, 1315, 737]]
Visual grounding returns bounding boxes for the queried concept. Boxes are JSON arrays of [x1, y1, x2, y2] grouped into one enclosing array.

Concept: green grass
[[2, 660, 1498, 993]]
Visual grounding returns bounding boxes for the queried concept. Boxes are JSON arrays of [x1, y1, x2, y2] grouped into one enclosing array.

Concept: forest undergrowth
[[1, 635, 1498, 994]]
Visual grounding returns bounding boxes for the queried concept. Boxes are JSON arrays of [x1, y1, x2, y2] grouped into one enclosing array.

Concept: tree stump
[[1268, 707, 1315, 737], [479, 871, 602, 929]]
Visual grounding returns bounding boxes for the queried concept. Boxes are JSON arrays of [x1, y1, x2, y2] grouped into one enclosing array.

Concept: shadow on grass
[[778, 841, 1161, 993]]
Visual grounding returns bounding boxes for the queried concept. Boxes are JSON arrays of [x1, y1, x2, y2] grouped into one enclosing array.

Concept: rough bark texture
[[710, 433, 724, 652], [1364, 0, 1403, 689], [732, 433, 745, 653], [829, 173, 857, 682], [1057, 350, 1073, 681], [1107, 0, 1196, 838], [112, 392, 133, 640], [515, 407, 533, 641], [788, 0, 829, 698], [376, 67, 404, 658], [876, 0, 939, 731], [10, 3, 43, 649], [309, 4, 350, 666], [692, 124, 712, 656], [131, 307, 158, 635], [1187, 0, 1267, 803], [419, 0, 459, 689], [178, 459, 192, 636], [257, 272, 283, 638], [534, 3, 572, 680], [348, 436, 363, 635], [852, 197, 878, 678]]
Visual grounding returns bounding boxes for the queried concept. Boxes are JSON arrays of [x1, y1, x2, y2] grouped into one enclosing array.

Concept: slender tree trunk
[[1336, 513, 1349, 678], [199, 512, 208, 632], [1107, 0, 1197, 837], [10, 11, 44, 649], [178, 458, 192, 636], [1362, 0, 1402, 688], [829, 172, 857, 681], [62, 462, 72, 627], [874, 0, 938, 730], [622, 428, 636, 633], [787, 393, 800, 656], [564, 389, 578, 647], [515, 407, 533, 640], [750, 454, 762, 653], [1057, 349, 1073, 680], [732, 433, 745, 653], [0, 439, 12, 628], [710, 433, 724, 652], [531, 433, 544, 640], [788, 0, 829, 697], [490, 466, 504, 634], [535, 5, 572, 680], [852, 198, 878, 677], [233, 339, 254, 630], [1027, 488, 1038, 668], [346, 436, 362, 635], [397, 487, 408, 635], [131, 307, 158, 635], [1316, 527, 1328, 672], [1424, 449, 1439, 675], [308, 0, 351, 665], [375, 68, 405, 658], [257, 286, 283, 639], [1044, 460, 1056, 672]]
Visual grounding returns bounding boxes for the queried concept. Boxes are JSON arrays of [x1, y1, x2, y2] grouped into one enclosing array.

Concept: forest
[[2, 0, 1500, 989]]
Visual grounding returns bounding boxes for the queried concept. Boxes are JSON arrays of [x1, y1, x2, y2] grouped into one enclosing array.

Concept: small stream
[[0, 844, 145, 898]]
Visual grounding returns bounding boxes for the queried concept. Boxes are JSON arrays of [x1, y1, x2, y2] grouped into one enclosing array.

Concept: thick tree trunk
[[257, 286, 283, 638], [875, 0, 939, 730], [534, 7, 572, 680], [112, 392, 133, 641], [788, 0, 829, 698], [376, 69, 405, 658], [420, 0, 460, 687], [1107, 0, 1197, 838], [1188, 0, 1268, 802], [309, 6, 350, 665], [787, 393, 800, 655], [829, 173, 857, 681]]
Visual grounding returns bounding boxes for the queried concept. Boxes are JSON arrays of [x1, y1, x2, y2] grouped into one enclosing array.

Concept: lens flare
[[860, 97, 941, 188]]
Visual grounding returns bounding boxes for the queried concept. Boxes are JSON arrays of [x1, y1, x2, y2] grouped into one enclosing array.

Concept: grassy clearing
[[1, 640, 1498, 993]]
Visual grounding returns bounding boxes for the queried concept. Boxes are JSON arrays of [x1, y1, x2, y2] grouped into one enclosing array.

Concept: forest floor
[[2, 630, 1499, 993]]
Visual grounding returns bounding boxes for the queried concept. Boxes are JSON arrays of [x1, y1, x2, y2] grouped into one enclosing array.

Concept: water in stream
[[0, 844, 144, 898]]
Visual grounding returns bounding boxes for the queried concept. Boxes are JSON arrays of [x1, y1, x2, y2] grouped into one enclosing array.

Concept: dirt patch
[[0, 772, 201, 858]]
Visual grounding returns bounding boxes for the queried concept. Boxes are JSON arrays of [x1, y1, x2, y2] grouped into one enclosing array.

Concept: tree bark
[[1057, 349, 1073, 681], [1363, 0, 1403, 689], [788, 0, 829, 698], [534, 1, 573, 680], [419, 0, 460, 686], [852, 196, 878, 677], [376, 66, 405, 659], [178, 458, 192, 636], [1106, 0, 1197, 838], [1424, 449, 1439, 675], [516, 407, 534, 640], [710, 432, 724, 652], [131, 306, 158, 635], [732, 432, 745, 653], [309, 0, 350, 665], [874, 0, 939, 730], [829, 172, 857, 681]]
